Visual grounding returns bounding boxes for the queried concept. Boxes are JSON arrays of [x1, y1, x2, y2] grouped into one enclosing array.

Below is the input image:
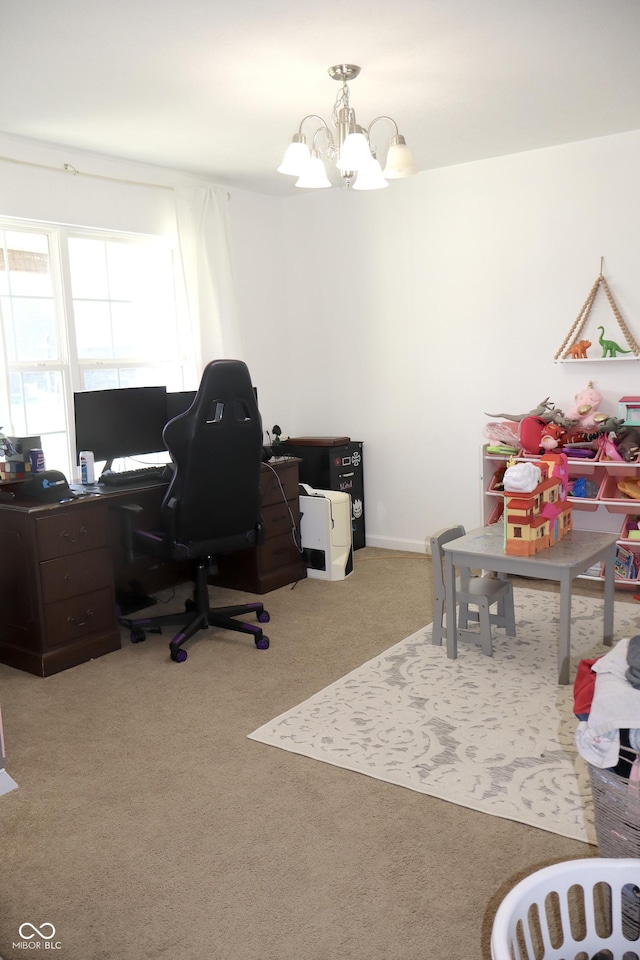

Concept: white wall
[[225, 188, 287, 430], [276, 130, 640, 551], [0, 134, 178, 234], [2, 130, 640, 556]]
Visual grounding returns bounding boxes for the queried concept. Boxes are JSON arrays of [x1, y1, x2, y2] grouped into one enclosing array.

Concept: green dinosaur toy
[[597, 325, 632, 358]]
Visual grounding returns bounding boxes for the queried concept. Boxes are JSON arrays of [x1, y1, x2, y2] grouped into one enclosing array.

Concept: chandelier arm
[[297, 114, 332, 137], [311, 127, 334, 152], [365, 116, 400, 143], [294, 115, 336, 156]]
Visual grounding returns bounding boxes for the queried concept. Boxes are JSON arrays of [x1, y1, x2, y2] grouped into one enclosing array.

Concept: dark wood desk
[[0, 458, 306, 677], [210, 458, 307, 594]]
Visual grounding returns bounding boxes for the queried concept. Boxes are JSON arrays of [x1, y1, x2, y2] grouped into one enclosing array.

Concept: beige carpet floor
[[249, 587, 640, 844], [0, 549, 636, 960]]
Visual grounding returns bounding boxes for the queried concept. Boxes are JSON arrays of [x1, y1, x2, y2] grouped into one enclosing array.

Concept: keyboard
[[100, 466, 168, 486]]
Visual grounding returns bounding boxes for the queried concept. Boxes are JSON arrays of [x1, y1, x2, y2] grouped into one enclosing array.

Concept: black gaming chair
[[118, 359, 270, 662]]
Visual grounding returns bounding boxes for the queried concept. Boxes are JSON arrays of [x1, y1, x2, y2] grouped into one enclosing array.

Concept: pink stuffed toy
[[565, 382, 603, 431], [539, 422, 566, 450]]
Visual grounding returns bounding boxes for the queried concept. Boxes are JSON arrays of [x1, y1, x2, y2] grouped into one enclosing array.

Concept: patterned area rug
[[249, 589, 640, 843]]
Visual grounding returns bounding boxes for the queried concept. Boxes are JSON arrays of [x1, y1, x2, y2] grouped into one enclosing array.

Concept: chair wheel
[[170, 647, 188, 662], [258, 611, 270, 624], [255, 636, 270, 650], [130, 628, 146, 644]]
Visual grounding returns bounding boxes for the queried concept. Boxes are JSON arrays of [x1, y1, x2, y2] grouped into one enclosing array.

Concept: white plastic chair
[[491, 858, 640, 960], [430, 525, 516, 656]]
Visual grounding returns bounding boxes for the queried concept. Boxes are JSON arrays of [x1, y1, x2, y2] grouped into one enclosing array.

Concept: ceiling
[[1, 0, 640, 197]]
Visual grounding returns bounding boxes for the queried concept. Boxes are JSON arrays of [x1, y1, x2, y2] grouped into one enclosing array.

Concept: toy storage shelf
[[481, 445, 640, 589]]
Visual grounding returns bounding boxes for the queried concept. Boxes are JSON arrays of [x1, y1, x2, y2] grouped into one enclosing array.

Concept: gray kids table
[[442, 525, 618, 684]]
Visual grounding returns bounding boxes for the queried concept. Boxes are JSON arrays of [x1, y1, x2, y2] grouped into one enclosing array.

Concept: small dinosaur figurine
[[597, 325, 632, 358], [546, 409, 577, 429], [594, 414, 625, 434], [485, 398, 554, 422], [564, 339, 591, 359]]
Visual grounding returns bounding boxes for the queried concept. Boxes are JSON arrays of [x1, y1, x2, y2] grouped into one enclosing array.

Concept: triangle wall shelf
[[554, 259, 640, 363], [555, 355, 639, 364]]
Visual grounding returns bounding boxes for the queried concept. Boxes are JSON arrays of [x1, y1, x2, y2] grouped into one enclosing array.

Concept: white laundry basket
[[491, 858, 640, 960]]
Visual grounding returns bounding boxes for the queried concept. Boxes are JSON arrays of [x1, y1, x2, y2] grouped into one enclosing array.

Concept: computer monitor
[[74, 386, 169, 466], [166, 390, 197, 423]]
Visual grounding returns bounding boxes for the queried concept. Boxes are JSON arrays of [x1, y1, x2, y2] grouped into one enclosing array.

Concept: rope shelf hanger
[[555, 257, 640, 361]]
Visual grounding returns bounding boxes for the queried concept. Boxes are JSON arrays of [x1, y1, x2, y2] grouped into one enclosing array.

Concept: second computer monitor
[[166, 390, 197, 423]]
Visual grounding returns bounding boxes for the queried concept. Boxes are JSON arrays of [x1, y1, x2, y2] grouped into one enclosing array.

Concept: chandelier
[[277, 64, 417, 190]]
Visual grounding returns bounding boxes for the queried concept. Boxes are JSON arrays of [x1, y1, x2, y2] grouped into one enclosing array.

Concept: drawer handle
[[67, 609, 94, 627], [61, 526, 87, 544]]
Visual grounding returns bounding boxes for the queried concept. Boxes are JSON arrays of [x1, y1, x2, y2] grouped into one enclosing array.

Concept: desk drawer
[[44, 587, 115, 648], [261, 462, 299, 508], [40, 548, 112, 604], [262, 500, 300, 540], [37, 509, 107, 560], [256, 531, 304, 573]]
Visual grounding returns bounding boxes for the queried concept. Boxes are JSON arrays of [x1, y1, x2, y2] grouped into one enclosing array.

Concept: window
[[0, 220, 192, 479]]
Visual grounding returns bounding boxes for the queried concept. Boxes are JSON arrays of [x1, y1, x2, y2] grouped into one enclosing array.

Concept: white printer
[[299, 483, 354, 581]]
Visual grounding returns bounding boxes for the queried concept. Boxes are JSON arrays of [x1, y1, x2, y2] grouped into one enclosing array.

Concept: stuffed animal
[[615, 427, 640, 462], [518, 416, 547, 455], [564, 382, 604, 432], [539, 422, 566, 451], [595, 415, 625, 435]]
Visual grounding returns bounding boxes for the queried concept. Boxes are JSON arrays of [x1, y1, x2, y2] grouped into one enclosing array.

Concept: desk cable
[[262, 460, 303, 555]]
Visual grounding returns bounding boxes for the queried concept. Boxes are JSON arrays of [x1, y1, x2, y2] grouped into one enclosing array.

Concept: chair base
[[118, 559, 270, 662]]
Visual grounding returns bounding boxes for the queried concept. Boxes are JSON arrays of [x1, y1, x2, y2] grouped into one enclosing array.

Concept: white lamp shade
[[336, 132, 372, 172], [295, 156, 332, 189], [277, 140, 311, 176], [382, 141, 417, 179], [352, 158, 389, 191]]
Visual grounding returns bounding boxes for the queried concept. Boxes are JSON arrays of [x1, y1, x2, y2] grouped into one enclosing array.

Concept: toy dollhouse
[[503, 453, 572, 556]]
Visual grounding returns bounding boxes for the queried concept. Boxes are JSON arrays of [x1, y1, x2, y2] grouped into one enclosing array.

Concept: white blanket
[[588, 637, 640, 736]]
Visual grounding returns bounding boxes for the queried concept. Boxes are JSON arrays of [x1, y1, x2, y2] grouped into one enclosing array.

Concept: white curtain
[[174, 183, 244, 373], [0, 300, 11, 435]]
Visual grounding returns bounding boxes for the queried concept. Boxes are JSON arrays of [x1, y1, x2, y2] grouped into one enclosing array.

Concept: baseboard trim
[[363, 535, 427, 554]]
